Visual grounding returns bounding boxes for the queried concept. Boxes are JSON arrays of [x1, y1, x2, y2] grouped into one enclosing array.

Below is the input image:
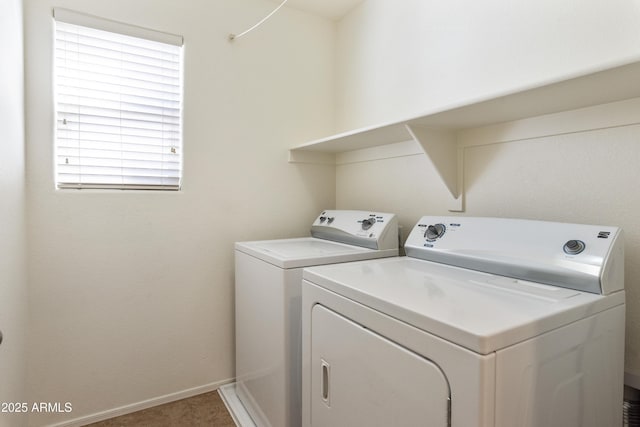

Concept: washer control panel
[[404, 216, 624, 295], [311, 210, 398, 251]]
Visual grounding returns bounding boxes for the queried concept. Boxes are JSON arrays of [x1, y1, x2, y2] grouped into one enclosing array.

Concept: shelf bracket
[[405, 124, 464, 212]]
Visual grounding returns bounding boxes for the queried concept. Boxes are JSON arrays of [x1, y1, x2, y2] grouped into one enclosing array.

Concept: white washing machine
[[301, 216, 625, 427], [220, 210, 399, 427]]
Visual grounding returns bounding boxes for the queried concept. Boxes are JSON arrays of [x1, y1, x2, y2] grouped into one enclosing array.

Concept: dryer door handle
[[321, 359, 330, 406]]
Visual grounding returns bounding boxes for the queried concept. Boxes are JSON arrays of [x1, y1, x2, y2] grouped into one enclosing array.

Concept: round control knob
[[319, 216, 327, 223], [424, 223, 446, 241], [563, 239, 585, 255], [361, 218, 376, 230]]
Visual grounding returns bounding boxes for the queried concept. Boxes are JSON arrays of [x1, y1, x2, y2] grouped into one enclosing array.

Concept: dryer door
[[311, 304, 451, 427]]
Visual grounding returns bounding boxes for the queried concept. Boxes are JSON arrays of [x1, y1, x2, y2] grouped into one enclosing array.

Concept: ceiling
[[274, 0, 365, 20]]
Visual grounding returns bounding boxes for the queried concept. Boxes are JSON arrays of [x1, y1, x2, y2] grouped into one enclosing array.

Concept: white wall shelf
[[289, 59, 640, 212]]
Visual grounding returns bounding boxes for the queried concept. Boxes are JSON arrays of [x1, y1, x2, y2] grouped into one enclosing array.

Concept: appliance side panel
[[495, 304, 625, 427], [284, 265, 304, 426], [601, 230, 625, 295], [235, 250, 302, 427]]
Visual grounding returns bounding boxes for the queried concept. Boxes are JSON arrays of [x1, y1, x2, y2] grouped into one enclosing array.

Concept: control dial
[[361, 218, 376, 230], [563, 239, 585, 255], [425, 223, 446, 241]]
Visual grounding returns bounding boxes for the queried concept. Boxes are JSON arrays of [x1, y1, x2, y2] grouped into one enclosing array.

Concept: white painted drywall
[[335, 0, 640, 383], [335, 0, 640, 131], [0, 0, 27, 426], [24, 0, 335, 424]]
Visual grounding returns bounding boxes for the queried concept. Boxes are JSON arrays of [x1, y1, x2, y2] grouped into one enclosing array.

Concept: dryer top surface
[[303, 257, 624, 354]]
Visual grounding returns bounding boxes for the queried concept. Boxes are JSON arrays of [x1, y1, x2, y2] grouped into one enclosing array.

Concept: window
[[54, 9, 184, 190]]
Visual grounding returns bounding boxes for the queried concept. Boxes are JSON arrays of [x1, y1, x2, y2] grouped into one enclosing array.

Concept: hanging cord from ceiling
[[229, 0, 289, 41]]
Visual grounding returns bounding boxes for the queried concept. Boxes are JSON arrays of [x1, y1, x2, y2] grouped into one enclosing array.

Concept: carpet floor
[[83, 391, 236, 427]]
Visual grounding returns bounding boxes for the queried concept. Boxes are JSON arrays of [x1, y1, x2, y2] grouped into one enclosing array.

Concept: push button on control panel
[[563, 239, 585, 255]]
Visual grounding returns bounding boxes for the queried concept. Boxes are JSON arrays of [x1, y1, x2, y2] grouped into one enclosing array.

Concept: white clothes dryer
[[221, 210, 399, 427], [301, 216, 625, 427]]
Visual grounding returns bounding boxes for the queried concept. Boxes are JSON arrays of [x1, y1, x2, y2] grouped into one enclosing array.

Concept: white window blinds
[[54, 10, 184, 190]]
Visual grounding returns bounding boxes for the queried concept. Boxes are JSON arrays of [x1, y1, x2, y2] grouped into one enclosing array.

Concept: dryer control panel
[[404, 216, 624, 295], [311, 210, 398, 251]]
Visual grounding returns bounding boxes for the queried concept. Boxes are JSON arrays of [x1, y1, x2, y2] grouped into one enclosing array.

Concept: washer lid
[[302, 257, 624, 354], [235, 237, 398, 269]]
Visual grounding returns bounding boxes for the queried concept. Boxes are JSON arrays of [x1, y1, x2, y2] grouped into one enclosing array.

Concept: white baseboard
[[45, 379, 235, 427]]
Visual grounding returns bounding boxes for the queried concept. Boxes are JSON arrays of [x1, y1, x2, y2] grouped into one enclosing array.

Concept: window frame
[[53, 8, 185, 191]]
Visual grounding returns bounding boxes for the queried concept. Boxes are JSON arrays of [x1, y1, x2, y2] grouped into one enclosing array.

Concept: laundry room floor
[[84, 391, 236, 427]]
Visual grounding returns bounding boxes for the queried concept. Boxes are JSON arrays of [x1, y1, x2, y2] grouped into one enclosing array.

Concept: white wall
[[0, 0, 28, 426], [335, 0, 640, 131], [24, 0, 335, 425], [335, 0, 640, 384]]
